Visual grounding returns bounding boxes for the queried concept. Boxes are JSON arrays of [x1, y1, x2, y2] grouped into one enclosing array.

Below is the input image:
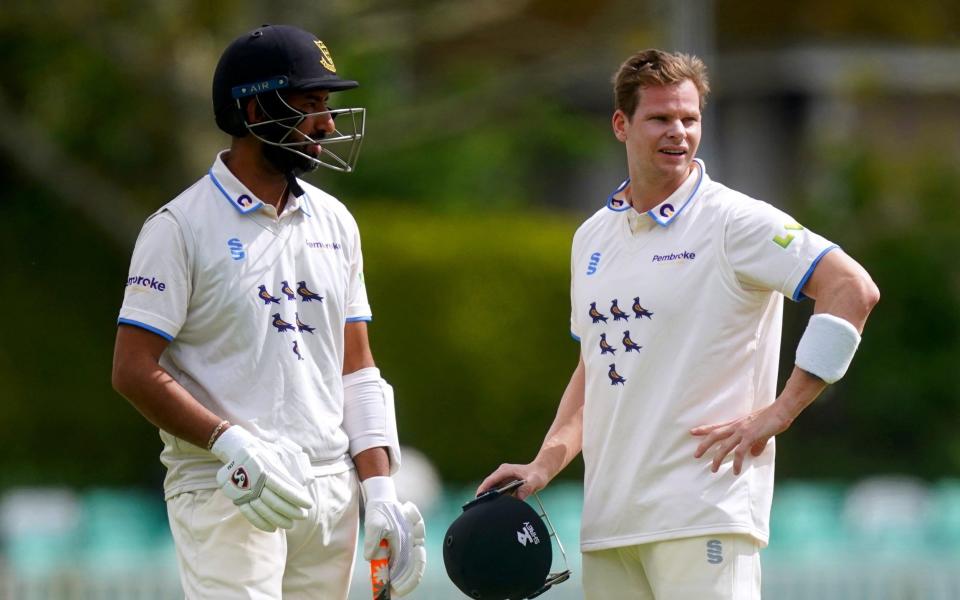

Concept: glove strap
[[362, 476, 398, 504], [211, 424, 254, 463]]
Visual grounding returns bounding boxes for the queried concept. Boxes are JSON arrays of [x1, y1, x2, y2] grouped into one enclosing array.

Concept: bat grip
[[370, 538, 390, 600]]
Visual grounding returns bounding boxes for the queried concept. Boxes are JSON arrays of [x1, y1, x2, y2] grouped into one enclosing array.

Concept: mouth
[[659, 148, 687, 157]]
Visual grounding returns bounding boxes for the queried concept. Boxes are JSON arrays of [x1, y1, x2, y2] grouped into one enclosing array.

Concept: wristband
[[362, 475, 399, 504], [795, 313, 861, 384]]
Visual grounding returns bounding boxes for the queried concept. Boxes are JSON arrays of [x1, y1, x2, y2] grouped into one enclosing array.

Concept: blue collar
[[207, 152, 309, 216], [605, 158, 706, 227]]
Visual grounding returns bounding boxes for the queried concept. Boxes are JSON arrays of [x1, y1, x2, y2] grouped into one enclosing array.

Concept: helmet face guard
[[212, 25, 365, 174], [443, 480, 572, 600], [236, 88, 365, 174]]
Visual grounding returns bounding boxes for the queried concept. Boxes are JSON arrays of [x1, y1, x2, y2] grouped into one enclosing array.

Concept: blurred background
[[2, 0, 959, 598]]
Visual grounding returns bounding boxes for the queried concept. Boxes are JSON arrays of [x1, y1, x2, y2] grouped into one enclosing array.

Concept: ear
[[612, 109, 629, 143], [244, 98, 263, 125]]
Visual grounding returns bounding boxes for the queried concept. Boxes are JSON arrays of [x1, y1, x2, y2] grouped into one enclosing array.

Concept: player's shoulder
[[138, 176, 209, 230], [698, 177, 781, 222], [574, 205, 617, 242], [297, 179, 359, 227], [698, 177, 755, 210], [157, 174, 217, 220]]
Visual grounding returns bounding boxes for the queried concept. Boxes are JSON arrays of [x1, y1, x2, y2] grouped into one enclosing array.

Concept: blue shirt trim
[[208, 168, 262, 215], [346, 316, 373, 323], [605, 179, 632, 212], [118, 318, 174, 341], [792, 245, 839, 302], [570, 332, 581, 342]]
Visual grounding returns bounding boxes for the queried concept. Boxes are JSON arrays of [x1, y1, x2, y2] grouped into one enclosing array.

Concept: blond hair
[[613, 49, 710, 117]]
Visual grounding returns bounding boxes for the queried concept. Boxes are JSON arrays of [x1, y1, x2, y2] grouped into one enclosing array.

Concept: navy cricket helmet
[[443, 481, 571, 600], [212, 24, 365, 173]]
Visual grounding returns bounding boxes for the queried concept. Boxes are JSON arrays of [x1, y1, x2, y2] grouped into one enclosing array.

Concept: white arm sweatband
[[795, 313, 861, 384], [342, 367, 401, 474]]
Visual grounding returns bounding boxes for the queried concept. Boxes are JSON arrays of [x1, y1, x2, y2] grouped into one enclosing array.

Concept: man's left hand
[[691, 403, 795, 475], [362, 476, 426, 597]]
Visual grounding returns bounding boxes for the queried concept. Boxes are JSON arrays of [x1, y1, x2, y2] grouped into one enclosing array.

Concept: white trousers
[[167, 468, 359, 600], [582, 534, 761, 600]]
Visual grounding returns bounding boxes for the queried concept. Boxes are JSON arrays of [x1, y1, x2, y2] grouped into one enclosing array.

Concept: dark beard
[[260, 142, 319, 177]]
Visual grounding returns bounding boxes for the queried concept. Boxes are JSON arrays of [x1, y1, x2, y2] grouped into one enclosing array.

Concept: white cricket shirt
[[118, 152, 371, 498], [570, 159, 836, 550]]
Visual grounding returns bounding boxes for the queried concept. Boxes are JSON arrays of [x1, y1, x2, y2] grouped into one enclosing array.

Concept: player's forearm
[[771, 366, 828, 426], [354, 446, 391, 481], [112, 355, 223, 449], [533, 358, 585, 480]]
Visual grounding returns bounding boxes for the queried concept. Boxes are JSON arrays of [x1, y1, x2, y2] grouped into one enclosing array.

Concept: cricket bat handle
[[371, 538, 390, 600]]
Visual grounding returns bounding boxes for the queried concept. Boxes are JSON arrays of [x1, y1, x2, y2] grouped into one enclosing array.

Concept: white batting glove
[[212, 426, 314, 532], [362, 476, 426, 597]]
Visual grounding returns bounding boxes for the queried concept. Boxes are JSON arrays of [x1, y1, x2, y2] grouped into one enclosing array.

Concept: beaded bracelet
[[206, 420, 230, 450]]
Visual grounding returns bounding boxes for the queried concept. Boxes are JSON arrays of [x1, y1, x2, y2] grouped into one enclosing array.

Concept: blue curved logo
[[228, 238, 245, 260]]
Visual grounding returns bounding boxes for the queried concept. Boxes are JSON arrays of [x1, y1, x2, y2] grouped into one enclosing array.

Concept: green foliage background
[[0, 0, 958, 491]]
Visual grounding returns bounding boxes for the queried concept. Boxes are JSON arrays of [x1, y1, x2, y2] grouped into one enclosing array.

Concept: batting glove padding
[[212, 425, 314, 532], [362, 476, 427, 597]]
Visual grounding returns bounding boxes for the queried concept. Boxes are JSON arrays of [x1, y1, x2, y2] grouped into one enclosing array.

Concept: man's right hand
[[212, 425, 314, 532], [476, 462, 550, 500]]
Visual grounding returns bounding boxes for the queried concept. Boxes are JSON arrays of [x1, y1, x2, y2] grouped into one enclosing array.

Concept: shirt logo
[[236, 194, 254, 208], [659, 203, 675, 218], [306, 240, 342, 251], [587, 252, 602, 275], [706, 539, 723, 564], [125, 275, 166, 291], [651, 251, 696, 263], [228, 237, 245, 260], [516, 522, 540, 546], [773, 223, 805, 249]]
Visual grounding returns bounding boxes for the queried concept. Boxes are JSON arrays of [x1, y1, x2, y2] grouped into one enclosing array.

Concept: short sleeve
[[569, 237, 583, 342], [345, 220, 372, 322], [117, 211, 191, 340], [724, 200, 837, 301]]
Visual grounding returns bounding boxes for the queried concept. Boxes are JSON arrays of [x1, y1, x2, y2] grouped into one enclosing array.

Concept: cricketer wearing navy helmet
[[113, 24, 425, 599]]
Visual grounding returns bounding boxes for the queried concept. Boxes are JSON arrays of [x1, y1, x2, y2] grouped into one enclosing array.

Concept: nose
[[665, 119, 684, 141], [314, 111, 336, 135]]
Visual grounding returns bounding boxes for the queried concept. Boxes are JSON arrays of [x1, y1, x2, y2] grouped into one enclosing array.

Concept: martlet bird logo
[[608, 364, 626, 386], [622, 331, 642, 353], [272, 313, 295, 332], [599, 333, 617, 355], [296, 312, 316, 334], [280, 280, 296, 301], [292, 340, 304, 361], [588, 302, 608, 324], [610, 299, 630, 322], [297, 281, 324, 302], [257, 285, 281, 305], [632, 297, 654, 319]]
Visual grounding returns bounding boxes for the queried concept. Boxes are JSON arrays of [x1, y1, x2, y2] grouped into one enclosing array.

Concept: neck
[[627, 162, 695, 213], [223, 141, 289, 210]]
